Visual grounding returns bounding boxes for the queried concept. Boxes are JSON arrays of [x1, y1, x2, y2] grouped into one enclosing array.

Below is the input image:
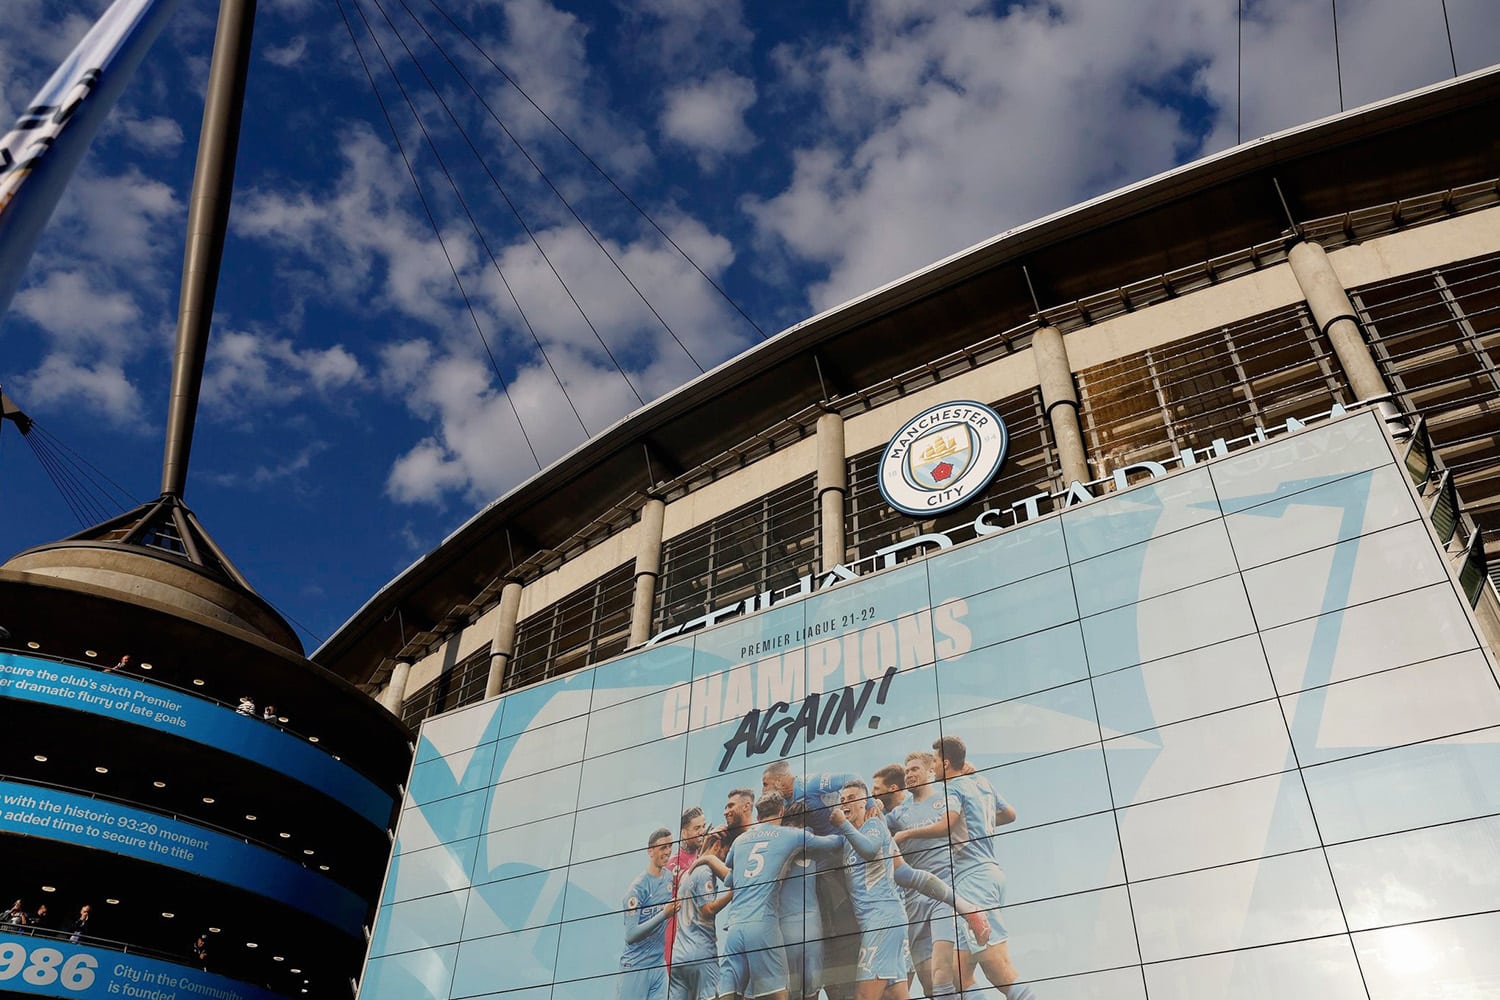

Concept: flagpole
[[160, 0, 257, 498]]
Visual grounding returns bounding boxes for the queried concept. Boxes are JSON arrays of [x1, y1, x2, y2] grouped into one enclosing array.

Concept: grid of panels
[[1352, 251, 1500, 569], [846, 387, 1058, 563], [365, 413, 1500, 1000], [402, 644, 493, 730], [655, 474, 818, 631], [1077, 303, 1350, 473], [507, 561, 634, 692]]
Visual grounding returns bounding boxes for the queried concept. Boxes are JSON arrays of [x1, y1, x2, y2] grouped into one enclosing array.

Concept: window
[[1354, 252, 1500, 565], [1078, 304, 1350, 473], [401, 643, 491, 729], [506, 562, 635, 691], [656, 475, 818, 630]]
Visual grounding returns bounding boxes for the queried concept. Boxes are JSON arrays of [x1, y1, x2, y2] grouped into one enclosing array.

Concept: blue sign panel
[[0, 781, 366, 938], [0, 930, 281, 1000], [0, 654, 394, 829]]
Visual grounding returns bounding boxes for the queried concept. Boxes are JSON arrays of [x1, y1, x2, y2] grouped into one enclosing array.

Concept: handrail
[[1, 647, 339, 756], [0, 771, 324, 870], [3, 924, 188, 966]]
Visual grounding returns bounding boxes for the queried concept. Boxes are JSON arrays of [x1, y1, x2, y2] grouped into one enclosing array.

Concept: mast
[[159, 0, 257, 498]]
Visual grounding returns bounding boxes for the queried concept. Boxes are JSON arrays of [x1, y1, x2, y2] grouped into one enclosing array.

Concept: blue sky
[[1, 0, 1496, 651]]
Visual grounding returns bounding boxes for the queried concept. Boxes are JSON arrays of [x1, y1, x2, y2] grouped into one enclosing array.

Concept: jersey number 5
[[744, 841, 770, 877]]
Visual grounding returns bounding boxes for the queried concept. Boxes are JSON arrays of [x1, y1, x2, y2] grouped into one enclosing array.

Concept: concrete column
[[484, 581, 524, 698], [629, 498, 667, 647], [1288, 241, 1392, 403], [1032, 325, 1091, 485], [379, 659, 411, 716], [817, 411, 848, 572]]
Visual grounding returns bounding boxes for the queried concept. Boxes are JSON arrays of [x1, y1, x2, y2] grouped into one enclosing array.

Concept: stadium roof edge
[[314, 64, 1500, 674]]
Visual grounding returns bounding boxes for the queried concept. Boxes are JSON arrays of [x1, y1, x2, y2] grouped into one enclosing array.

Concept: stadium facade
[[328, 69, 1500, 999]]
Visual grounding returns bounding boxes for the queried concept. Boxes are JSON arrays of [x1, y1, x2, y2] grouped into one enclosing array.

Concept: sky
[[0, 0, 1497, 653]]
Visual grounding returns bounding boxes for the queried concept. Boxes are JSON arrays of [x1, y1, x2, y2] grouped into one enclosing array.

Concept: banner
[[0, 780, 366, 938], [0, 654, 396, 830], [361, 412, 1500, 999], [0, 0, 184, 315], [0, 930, 281, 1000]]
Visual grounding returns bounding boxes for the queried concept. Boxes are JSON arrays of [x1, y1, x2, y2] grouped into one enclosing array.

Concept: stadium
[[328, 65, 1500, 1000]]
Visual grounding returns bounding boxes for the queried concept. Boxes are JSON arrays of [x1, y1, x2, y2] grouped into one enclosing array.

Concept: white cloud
[[660, 71, 757, 168], [623, 0, 753, 73], [202, 330, 369, 413], [12, 270, 140, 345], [240, 123, 750, 506], [18, 354, 145, 427], [747, 0, 1493, 313], [113, 114, 184, 153], [204, 441, 330, 490], [263, 35, 308, 69]]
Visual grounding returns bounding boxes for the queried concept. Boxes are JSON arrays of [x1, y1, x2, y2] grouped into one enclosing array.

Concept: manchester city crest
[[879, 401, 1007, 517]]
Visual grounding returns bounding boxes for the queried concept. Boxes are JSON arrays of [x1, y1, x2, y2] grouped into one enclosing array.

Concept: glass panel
[[449, 924, 561, 997], [1260, 582, 1480, 695], [1329, 815, 1500, 930], [1081, 574, 1255, 675], [358, 945, 457, 1000], [979, 747, 1114, 832], [1117, 771, 1319, 881], [942, 678, 1101, 769], [1241, 521, 1448, 629], [408, 742, 498, 807], [1224, 465, 1421, 570], [588, 641, 695, 711], [397, 788, 489, 855], [1130, 849, 1345, 963], [498, 671, 595, 738], [1093, 634, 1274, 737], [1001, 886, 1140, 982], [936, 621, 1089, 716], [474, 812, 575, 884], [486, 763, 582, 832], [1302, 727, 1500, 843], [1062, 468, 1221, 562], [463, 869, 566, 936], [368, 890, 468, 958], [578, 736, 690, 808], [690, 600, 806, 678], [995, 810, 1124, 906], [926, 515, 1068, 602], [568, 785, 685, 865], [386, 837, 479, 904], [1354, 910, 1500, 1000], [958, 566, 1080, 651], [1143, 935, 1366, 1000], [413, 700, 502, 764], [1070, 518, 1238, 618], [1105, 699, 1293, 808], [585, 682, 691, 758], [1209, 411, 1393, 514], [491, 716, 588, 783], [1281, 650, 1500, 767]]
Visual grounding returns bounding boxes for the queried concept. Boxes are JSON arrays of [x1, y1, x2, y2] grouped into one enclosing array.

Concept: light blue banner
[[0, 653, 394, 829], [0, 930, 281, 1000], [0, 780, 366, 938]]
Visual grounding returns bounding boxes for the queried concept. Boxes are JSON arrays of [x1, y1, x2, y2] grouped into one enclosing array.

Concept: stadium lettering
[[660, 600, 972, 738], [646, 404, 1353, 647], [718, 666, 898, 771]]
